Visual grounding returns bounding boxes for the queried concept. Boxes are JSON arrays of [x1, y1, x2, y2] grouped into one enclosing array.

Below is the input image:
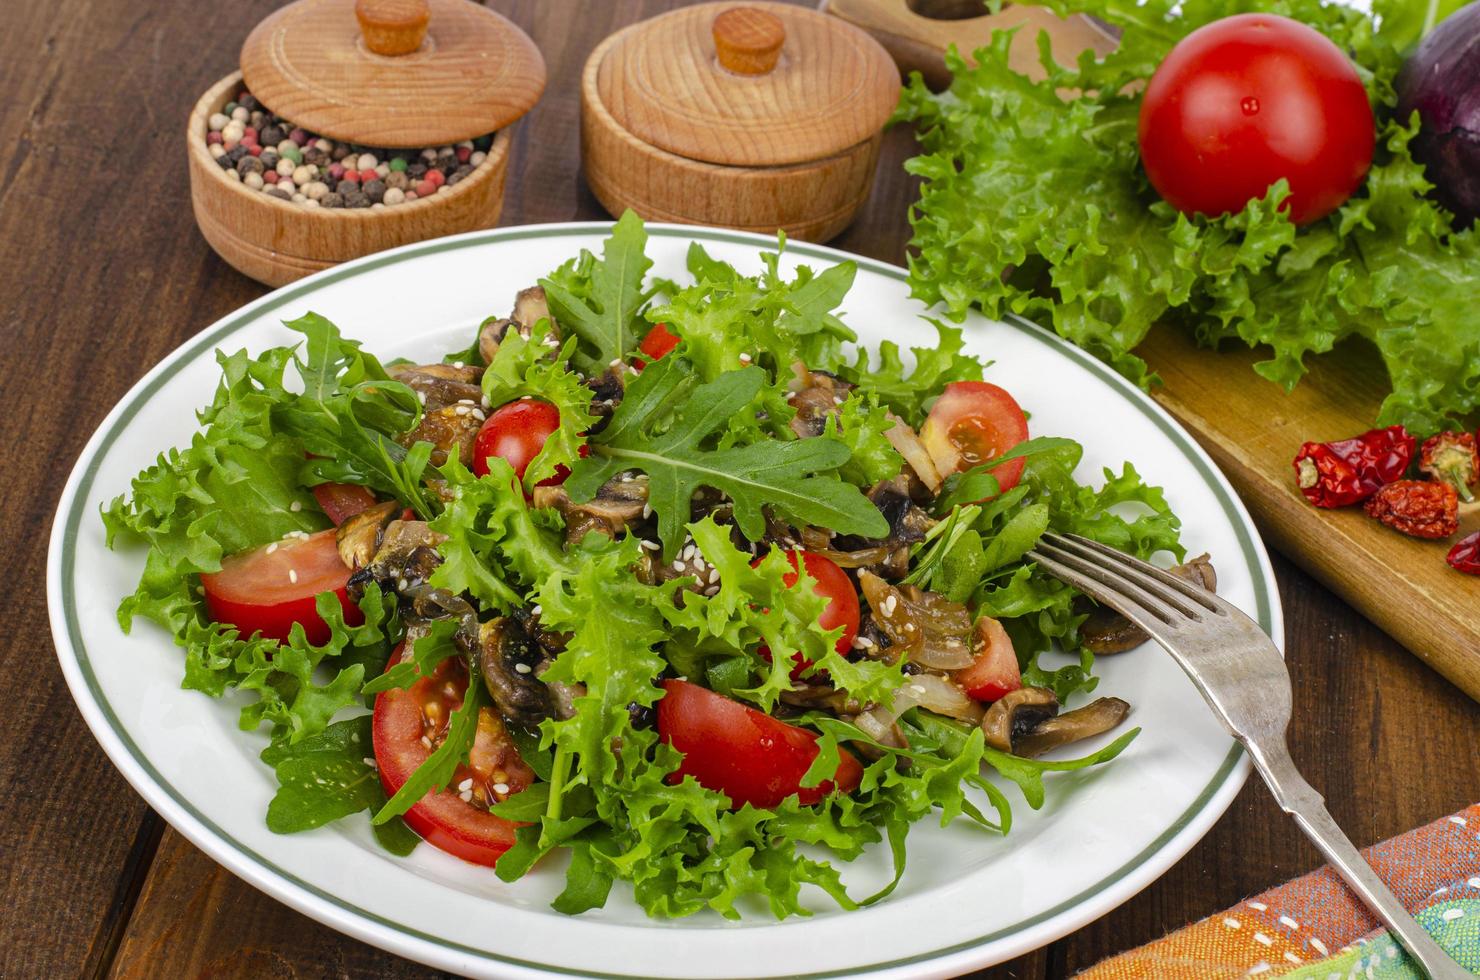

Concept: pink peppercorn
[[206, 132, 222, 145], [248, 144, 263, 156], [415, 178, 436, 197], [244, 126, 258, 140], [328, 163, 345, 180], [263, 170, 279, 184], [426, 168, 446, 188], [289, 128, 308, 145], [359, 168, 378, 183], [455, 146, 471, 163]]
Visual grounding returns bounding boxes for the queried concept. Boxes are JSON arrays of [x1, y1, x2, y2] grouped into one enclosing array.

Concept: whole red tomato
[[1137, 13, 1374, 225]]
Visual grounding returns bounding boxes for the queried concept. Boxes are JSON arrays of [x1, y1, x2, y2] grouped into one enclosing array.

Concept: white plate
[[49, 223, 1278, 980]]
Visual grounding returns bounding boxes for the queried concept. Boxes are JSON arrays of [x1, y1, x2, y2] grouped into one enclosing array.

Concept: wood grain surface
[[581, 1, 897, 239], [4, 2, 1477, 979]]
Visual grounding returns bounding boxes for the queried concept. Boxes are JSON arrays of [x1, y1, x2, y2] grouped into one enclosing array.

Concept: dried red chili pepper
[[1419, 431, 1478, 502], [1448, 531, 1480, 575], [1292, 425, 1414, 508], [1363, 479, 1459, 539]]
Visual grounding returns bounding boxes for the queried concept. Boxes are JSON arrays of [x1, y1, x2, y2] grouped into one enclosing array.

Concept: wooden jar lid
[[240, 0, 545, 148], [593, 1, 898, 168]]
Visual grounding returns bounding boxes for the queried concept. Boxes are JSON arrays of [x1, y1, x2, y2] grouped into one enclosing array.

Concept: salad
[[103, 214, 1201, 919]]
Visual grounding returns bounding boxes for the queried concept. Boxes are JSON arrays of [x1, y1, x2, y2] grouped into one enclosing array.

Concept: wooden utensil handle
[[355, 0, 430, 56], [713, 7, 786, 75]]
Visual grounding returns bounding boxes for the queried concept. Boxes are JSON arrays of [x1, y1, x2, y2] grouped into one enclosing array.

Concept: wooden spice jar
[[188, 0, 545, 287], [581, 3, 900, 243]]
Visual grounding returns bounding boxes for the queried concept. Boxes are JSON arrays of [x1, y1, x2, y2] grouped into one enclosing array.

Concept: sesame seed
[[785, 391, 797, 401], [704, 585, 719, 596], [531, 604, 542, 615], [266, 542, 279, 554], [470, 409, 486, 421], [458, 777, 473, 791], [492, 782, 510, 795], [453, 361, 465, 369], [738, 353, 752, 364], [857, 636, 874, 648], [481, 396, 492, 409], [416, 390, 426, 404], [672, 559, 686, 572], [882, 595, 897, 616], [454, 405, 471, 416], [362, 757, 376, 768], [514, 663, 532, 674], [609, 358, 622, 368], [459, 789, 473, 803], [910, 684, 927, 694], [642, 503, 653, 519], [290, 500, 302, 512], [708, 568, 719, 583], [421, 736, 432, 749], [288, 569, 298, 584], [457, 398, 476, 405], [682, 544, 695, 561]]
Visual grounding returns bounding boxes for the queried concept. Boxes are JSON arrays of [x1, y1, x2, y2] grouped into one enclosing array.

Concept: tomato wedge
[[310, 482, 378, 525], [920, 381, 1029, 492], [954, 617, 1021, 703], [372, 644, 534, 867], [200, 528, 360, 645], [633, 323, 679, 370], [753, 550, 860, 677], [657, 679, 862, 809]]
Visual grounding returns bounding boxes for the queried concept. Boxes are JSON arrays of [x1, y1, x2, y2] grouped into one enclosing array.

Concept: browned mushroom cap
[[335, 500, 399, 570], [1079, 554, 1217, 654], [398, 403, 484, 467], [980, 687, 1060, 753]]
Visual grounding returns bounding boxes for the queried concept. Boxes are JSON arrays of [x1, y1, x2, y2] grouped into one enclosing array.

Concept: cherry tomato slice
[[753, 550, 860, 677], [372, 644, 534, 867], [633, 323, 680, 370], [311, 482, 379, 525], [1137, 13, 1374, 225], [657, 679, 862, 809], [200, 528, 361, 645], [473, 399, 568, 484], [953, 617, 1021, 703], [920, 381, 1029, 492]]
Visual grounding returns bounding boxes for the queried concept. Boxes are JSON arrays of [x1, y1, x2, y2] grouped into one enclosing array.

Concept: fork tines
[[1027, 532, 1223, 632]]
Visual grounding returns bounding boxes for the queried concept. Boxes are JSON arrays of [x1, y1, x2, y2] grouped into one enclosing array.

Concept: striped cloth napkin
[[1081, 803, 1480, 978]]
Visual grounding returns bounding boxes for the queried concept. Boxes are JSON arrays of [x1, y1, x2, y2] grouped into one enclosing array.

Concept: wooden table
[[4, 1, 1477, 977]]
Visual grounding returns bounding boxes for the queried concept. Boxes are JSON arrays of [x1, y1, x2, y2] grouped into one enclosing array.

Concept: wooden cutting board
[[825, 0, 1480, 702]]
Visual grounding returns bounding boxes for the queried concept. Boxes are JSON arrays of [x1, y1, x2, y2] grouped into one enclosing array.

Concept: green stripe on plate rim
[[60, 223, 1267, 980]]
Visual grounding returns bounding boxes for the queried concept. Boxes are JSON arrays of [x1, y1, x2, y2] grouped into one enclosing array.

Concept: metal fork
[[1027, 532, 1469, 979]]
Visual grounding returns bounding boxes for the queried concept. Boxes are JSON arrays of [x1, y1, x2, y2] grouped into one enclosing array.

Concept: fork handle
[[1246, 741, 1469, 979]]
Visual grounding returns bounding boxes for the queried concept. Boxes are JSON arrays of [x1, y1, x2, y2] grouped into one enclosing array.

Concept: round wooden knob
[[355, 0, 430, 56], [712, 7, 785, 75]]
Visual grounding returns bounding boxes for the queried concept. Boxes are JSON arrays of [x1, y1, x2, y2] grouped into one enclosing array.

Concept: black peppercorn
[[362, 179, 386, 204]]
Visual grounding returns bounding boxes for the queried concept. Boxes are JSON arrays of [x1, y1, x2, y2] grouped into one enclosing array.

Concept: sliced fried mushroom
[[398, 403, 483, 467], [346, 519, 448, 602], [478, 317, 525, 364], [786, 365, 854, 439], [335, 500, 398, 570], [1012, 698, 1130, 759], [980, 687, 1130, 758], [512, 285, 555, 332], [387, 362, 484, 410], [1079, 554, 1217, 654], [980, 687, 1060, 753], [476, 617, 553, 727], [532, 474, 649, 545]]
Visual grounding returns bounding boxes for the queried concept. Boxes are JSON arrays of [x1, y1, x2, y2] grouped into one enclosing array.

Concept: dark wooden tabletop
[[5, 1, 1477, 977]]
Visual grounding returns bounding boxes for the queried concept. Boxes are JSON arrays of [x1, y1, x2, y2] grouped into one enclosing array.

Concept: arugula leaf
[[540, 210, 655, 374], [566, 357, 888, 557], [373, 668, 487, 825], [260, 715, 419, 855]]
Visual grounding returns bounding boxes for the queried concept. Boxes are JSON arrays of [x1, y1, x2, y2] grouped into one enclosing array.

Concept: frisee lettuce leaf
[[540, 209, 657, 374], [895, 0, 1480, 435]]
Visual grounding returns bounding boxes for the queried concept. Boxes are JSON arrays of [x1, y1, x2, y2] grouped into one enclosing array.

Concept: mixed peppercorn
[[204, 88, 495, 209], [1293, 425, 1479, 574]]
